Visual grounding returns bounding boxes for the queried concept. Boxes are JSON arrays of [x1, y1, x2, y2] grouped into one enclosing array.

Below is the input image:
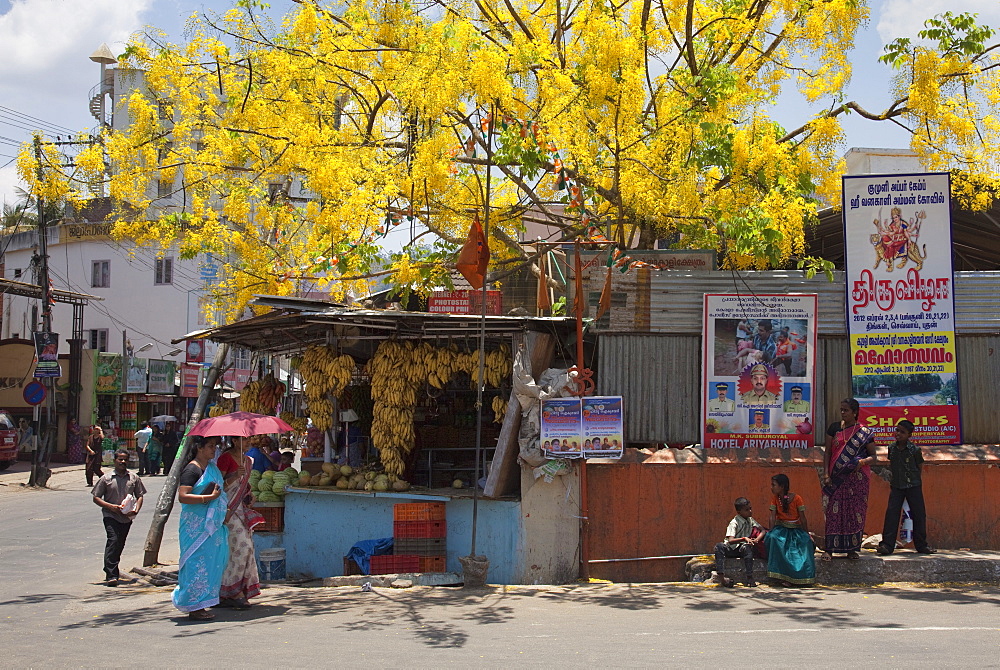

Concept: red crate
[[370, 554, 420, 574], [252, 503, 284, 532], [394, 520, 447, 539], [395, 537, 446, 556], [393, 502, 446, 522], [418, 556, 446, 573]]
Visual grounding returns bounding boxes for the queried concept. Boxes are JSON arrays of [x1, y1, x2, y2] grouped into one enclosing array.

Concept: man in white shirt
[[134, 422, 153, 476]]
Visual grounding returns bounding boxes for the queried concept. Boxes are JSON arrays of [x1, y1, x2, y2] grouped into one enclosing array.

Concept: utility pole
[[29, 135, 54, 487]]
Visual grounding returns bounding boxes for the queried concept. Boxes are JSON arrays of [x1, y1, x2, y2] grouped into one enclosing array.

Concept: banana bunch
[[279, 411, 308, 433], [486, 344, 511, 388], [208, 398, 233, 417], [491, 395, 508, 423], [300, 345, 355, 431], [239, 374, 286, 415]]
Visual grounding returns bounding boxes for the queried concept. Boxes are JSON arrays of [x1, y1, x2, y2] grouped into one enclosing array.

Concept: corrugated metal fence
[[595, 272, 1000, 445]]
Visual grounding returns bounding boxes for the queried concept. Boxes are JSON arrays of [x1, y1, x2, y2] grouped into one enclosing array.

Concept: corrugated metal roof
[[588, 270, 1000, 335]]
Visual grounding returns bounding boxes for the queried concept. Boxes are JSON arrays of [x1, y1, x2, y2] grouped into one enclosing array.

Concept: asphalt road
[[2, 464, 999, 667]]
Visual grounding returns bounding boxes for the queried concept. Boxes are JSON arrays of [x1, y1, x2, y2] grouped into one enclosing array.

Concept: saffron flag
[[457, 213, 490, 289], [536, 253, 552, 311], [594, 265, 612, 322]]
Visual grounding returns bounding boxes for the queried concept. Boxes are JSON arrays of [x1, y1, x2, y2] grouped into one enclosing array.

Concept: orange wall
[[585, 454, 1000, 582]]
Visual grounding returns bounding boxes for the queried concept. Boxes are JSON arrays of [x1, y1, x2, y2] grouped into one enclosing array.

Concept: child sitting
[[763, 474, 816, 586], [713, 497, 765, 587]]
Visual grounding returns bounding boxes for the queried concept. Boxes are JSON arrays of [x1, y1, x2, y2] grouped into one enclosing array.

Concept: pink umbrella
[[188, 411, 294, 437]]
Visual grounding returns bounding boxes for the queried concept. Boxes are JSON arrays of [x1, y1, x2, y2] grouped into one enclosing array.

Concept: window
[[233, 347, 251, 370], [91, 260, 110, 288], [157, 179, 173, 198], [155, 257, 174, 285], [157, 99, 172, 121], [13, 268, 21, 279], [88, 329, 109, 352], [157, 141, 173, 165]]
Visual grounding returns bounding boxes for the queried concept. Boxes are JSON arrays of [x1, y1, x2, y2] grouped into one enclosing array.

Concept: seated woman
[[763, 474, 816, 587]]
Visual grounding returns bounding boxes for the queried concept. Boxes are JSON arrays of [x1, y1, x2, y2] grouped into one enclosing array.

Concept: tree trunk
[[142, 343, 229, 566]]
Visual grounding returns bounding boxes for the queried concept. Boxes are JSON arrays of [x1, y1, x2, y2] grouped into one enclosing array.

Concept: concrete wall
[[269, 488, 523, 584], [586, 447, 1000, 582], [518, 465, 581, 584]]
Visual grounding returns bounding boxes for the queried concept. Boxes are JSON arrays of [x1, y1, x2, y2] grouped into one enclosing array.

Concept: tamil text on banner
[[541, 397, 583, 458], [843, 172, 960, 445], [581, 396, 624, 458], [702, 294, 818, 448], [32, 332, 61, 378]]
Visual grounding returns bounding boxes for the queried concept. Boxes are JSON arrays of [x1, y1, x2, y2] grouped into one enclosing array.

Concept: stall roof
[[179, 295, 575, 354], [0, 278, 103, 305]]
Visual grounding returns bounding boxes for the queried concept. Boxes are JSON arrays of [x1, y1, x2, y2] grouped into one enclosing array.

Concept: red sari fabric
[[823, 424, 874, 553]]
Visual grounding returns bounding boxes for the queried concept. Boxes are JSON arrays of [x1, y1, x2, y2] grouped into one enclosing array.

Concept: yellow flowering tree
[[18, 2, 1000, 317]]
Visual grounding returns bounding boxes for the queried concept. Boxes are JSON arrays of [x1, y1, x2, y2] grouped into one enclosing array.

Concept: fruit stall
[[189, 298, 581, 584]]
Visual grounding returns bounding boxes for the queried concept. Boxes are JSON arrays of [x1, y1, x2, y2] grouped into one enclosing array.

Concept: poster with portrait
[[541, 398, 583, 458], [32, 332, 61, 378], [702, 294, 818, 448], [581, 396, 624, 458], [843, 172, 960, 446]]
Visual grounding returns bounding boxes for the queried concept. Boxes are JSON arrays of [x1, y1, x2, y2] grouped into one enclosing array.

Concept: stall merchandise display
[[299, 346, 356, 430], [240, 373, 286, 415], [296, 462, 412, 491], [249, 467, 300, 502]]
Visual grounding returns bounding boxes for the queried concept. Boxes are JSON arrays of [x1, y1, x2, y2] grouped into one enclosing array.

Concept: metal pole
[[574, 241, 590, 579], [470, 107, 494, 558], [142, 342, 229, 566]]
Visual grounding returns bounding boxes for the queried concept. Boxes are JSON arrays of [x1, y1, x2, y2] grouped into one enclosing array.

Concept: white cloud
[[877, 0, 1000, 47]]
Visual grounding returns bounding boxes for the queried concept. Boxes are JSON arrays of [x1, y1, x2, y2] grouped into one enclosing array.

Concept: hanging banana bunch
[[300, 345, 355, 431]]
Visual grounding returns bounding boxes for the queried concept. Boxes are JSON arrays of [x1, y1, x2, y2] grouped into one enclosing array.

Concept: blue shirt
[[752, 332, 776, 362], [246, 446, 271, 473]]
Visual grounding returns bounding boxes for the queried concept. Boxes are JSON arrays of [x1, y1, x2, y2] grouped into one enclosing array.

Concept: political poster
[[702, 294, 818, 448], [32, 332, 61, 378], [581, 396, 624, 458], [843, 172, 960, 445], [541, 397, 583, 458]]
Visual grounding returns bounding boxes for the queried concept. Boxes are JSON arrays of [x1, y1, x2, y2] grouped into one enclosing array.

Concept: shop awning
[[176, 295, 575, 355]]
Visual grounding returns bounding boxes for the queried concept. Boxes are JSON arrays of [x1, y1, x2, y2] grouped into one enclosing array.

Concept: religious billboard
[[702, 294, 818, 448], [843, 172, 960, 445]]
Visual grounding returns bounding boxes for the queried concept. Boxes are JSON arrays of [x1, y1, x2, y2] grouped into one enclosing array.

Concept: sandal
[[847, 551, 860, 560], [745, 579, 758, 588], [231, 599, 252, 610], [821, 552, 833, 562], [188, 610, 215, 621]]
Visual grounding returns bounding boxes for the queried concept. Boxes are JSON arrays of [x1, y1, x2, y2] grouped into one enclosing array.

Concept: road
[[2, 464, 999, 667]]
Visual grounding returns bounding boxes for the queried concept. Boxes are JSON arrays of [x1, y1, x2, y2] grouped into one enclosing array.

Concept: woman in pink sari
[[216, 436, 265, 608], [822, 398, 877, 561]]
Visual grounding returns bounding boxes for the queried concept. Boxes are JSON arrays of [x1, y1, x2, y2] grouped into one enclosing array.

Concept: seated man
[[714, 497, 765, 587]]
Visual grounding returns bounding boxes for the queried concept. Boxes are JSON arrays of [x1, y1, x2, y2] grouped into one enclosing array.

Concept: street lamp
[[136, 343, 153, 353]]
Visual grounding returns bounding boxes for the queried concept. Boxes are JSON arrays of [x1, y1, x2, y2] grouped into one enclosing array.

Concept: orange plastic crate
[[370, 554, 420, 574], [417, 555, 446, 573], [394, 520, 447, 538], [393, 502, 446, 522]]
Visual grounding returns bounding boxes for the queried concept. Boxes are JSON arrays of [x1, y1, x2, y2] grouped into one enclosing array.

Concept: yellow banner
[[851, 331, 957, 376]]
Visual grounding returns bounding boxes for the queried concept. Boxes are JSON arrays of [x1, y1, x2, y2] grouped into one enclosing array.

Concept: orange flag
[[536, 253, 552, 311], [456, 213, 490, 289], [593, 265, 613, 321]]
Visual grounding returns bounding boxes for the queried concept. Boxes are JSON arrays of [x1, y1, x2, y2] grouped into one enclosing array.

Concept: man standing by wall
[[92, 449, 147, 586], [134, 422, 153, 477]]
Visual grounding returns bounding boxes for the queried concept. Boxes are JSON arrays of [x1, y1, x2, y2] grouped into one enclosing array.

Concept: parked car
[[0, 410, 17, 470]]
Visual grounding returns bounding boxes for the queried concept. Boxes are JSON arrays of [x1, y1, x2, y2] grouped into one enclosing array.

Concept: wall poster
[[843, 172, 960, 445], [702, 294, 818, 448], [542, 396, 626, 458]]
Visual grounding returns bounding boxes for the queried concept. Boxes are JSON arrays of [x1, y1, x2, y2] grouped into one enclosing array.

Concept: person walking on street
[[148, 425, 164, 476], [161, 421, 180, 475], [877, 420, 936, 556], [92, 449, 146, 586], [85, 425, 105, 487], [135, 422, 153, 476]]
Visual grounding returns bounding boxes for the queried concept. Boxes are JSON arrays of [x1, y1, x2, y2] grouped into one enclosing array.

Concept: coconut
[[340, 465, 353, 477], [298, 473, 311, 486], [336, 477, 349, 489], [391, 479, 410, 492], [321, 462, 337, 476], [373, 480, 389, 492], [318, 474, 332, 486], [452, 479, 464, 489], [364, 481, 374, 491]]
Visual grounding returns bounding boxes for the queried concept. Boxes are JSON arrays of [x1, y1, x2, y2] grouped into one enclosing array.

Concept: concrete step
[[688, 550, 1000, 585]]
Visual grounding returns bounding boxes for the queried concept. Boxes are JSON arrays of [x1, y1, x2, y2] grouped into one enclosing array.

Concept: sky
[[2, 0, 1000, 235]]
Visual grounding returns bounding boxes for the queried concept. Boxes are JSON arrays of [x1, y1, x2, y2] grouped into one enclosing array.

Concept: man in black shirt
[[161, 421, 180, 475]]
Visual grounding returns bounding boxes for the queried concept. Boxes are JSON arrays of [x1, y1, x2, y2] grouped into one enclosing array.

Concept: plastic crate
[[395, 537, 446, 556], [393, 520, 447, 539], [417, 555, 446, 573], [252, 503, 284, 532], [393, 502, 446, 521], [370, 554, 420, 574]]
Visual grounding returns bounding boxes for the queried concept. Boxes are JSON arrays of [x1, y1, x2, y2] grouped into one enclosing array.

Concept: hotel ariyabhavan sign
[[842, 172, 960, 446]]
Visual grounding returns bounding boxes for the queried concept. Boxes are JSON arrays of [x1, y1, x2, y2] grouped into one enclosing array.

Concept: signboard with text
[[843, 172, 960, 445], [147, 360, 176, 394], [702, 294, 818, 448]]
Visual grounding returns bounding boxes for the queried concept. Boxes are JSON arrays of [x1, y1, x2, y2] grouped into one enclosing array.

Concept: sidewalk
[[688, 550, 1000, 585], [0, 460, 90, 493]]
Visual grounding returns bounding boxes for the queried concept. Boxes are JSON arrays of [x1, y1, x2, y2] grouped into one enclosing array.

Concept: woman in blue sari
[[172, 437, 229, 620], [764, 473, 816, 586]]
